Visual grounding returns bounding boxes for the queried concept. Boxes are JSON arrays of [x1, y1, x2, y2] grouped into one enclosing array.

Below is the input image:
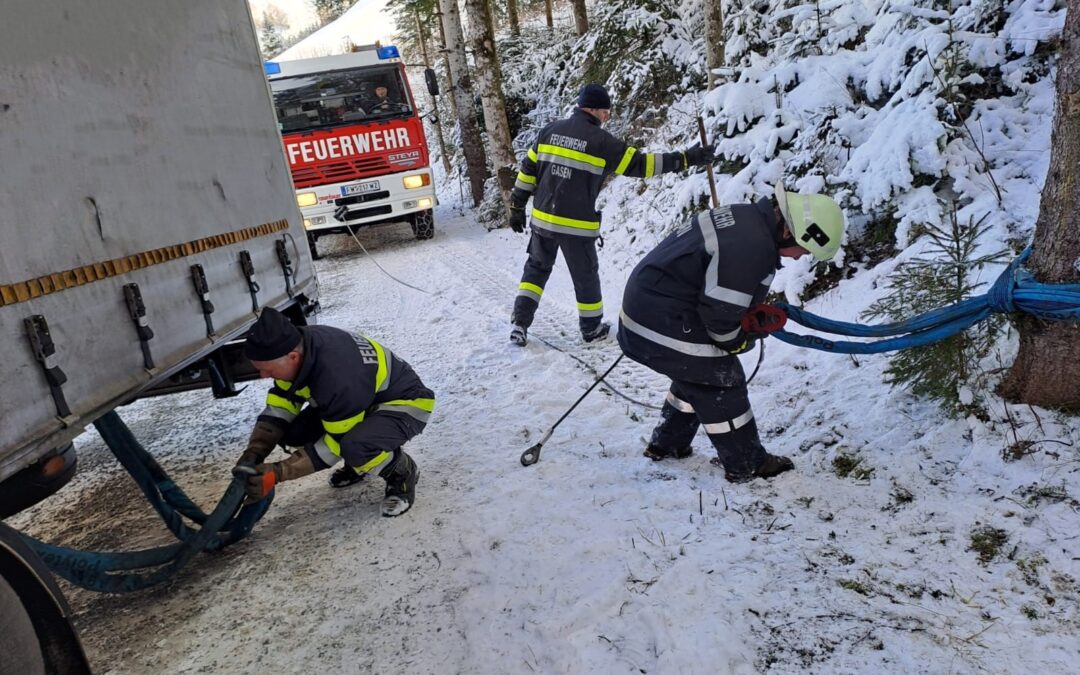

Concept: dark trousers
[[284, 407, 424, 474], [649, 376, 767, 476], [511, 230, 603, 334]]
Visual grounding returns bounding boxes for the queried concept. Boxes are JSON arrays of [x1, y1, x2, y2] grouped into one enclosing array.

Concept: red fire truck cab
[[266, 45, 436, 259]]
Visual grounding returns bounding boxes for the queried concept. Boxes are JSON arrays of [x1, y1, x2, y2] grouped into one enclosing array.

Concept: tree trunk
[[415, 11, 452, 175], [435, 8, 459, 122], [438, 0, 487, 206], [464, 0, 517, 214], [570, 0, 588, 35], [999, 4, 1080, 411], [507, 0, 520, 37], [544, 0, 553, 30], [705, 0, 726, 89]]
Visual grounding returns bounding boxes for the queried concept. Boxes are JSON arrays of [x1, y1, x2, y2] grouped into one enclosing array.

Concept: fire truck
[[266, 45, 437, 259]]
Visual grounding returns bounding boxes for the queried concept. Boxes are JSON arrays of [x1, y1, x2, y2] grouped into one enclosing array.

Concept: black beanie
[[244, 307, 302, 361], [577, 84, 611, 109]]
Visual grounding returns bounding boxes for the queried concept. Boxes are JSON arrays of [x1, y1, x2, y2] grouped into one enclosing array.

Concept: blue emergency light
[[377, 45, 400, 59], [264, 61, 281, 75]]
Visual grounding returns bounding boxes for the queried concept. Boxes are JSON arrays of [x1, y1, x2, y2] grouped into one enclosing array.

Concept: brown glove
[[235, 420, 285, 467], [233, 450, 316, 504]]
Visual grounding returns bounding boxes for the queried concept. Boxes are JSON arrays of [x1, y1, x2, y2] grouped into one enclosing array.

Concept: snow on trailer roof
[[265, 45, 401, 79]]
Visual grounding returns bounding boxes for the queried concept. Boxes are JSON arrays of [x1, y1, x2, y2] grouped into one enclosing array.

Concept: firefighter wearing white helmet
[[618, 186, 845, 482]]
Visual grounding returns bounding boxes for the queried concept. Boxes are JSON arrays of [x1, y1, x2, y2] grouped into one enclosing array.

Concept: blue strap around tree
[[771, 248, 1080, 354], [18, 410, 272, 593]]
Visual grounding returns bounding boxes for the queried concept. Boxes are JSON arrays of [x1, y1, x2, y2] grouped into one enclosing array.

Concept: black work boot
[[510, 324, 528, 346], [643, 444, 693, 461], [717, 453, 795, 484], [582, 321, 611, 343], [328, 464, 365, 488], [379, 449, 418, 517]]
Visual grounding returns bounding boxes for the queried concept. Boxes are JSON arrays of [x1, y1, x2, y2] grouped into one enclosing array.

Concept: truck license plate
[[341, 180, 380, 196]]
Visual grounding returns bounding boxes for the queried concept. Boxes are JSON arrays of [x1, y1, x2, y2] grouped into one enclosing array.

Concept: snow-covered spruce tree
[[258, 12, 287, 58], [503, 0, 706, 150], [863, 207, 1008, 416], [704, 1, 1060, 285], [310, 0, 356, 24]]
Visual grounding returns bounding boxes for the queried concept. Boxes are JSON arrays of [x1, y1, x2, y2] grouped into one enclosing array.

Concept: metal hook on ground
[[520, 354, 625, 467]]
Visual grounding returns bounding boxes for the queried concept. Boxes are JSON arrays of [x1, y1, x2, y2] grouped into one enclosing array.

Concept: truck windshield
[[270, 65, 412, 133]]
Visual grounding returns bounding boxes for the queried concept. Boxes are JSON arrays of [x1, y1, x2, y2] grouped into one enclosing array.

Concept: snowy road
[[12, 206, 1079, 674]]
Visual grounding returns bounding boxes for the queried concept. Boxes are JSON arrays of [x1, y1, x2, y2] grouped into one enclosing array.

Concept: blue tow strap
[[19, 410, 272, 593], [771, 249, 1080, 354]]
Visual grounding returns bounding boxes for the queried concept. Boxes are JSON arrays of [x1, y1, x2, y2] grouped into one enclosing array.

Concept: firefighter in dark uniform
[[618, 185, 845, 482], [233, 308, 433, 517], [507, 83, 716, 346]]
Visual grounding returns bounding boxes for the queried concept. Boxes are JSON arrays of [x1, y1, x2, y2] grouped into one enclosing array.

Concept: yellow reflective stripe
[[267, 393, 301, 415], [615, 147, 637, 175], [357, 450, 391, 473], [531, 208, 600, 230], [295, 387, 311, 398], [274, 379, 290, 390], [380, 398, 436, 412], [322, 411, 366, 435], [576, 300, 603, 311], [519, 282, 544, 296], [370, 337, 388, 393], [536, 144, 606, 168], [527, 147, 538, 162], [322, 434, 341, 455], [516, 171, 536, 185], [645, 153, 656, 178]]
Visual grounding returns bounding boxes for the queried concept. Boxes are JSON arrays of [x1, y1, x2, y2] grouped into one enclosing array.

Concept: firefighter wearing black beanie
[[235, 308, 434, 518]]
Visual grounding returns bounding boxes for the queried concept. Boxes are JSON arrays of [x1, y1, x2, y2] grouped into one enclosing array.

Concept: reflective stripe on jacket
[[617, 198, 781, 386], [511, 108, 688, 238], [259, 325, 434, 467]]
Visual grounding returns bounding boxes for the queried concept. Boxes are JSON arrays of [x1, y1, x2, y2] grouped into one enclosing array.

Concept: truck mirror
[[424, 68, 440, 97]]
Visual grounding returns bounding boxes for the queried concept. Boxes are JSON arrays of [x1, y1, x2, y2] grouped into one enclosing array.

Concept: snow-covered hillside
[[277, 0, 395, 59]]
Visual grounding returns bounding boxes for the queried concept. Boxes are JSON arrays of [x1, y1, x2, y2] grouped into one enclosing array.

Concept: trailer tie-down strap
[[18, 410, 272, 593]]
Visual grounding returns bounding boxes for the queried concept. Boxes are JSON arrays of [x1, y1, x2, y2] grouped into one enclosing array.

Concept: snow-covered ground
[[276, 0, 395, 60], [11, 203, 1079, 673]]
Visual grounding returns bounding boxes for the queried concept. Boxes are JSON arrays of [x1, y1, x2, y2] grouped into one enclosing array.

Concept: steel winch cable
[[345, 227, 664, 410]]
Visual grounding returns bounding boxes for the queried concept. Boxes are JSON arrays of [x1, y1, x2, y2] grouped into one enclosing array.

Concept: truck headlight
[[296, 192, 318, 207], [418, 198, 433, 209], [403, 174, 430, 189]]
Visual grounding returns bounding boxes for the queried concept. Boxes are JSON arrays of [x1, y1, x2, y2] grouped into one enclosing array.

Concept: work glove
[[233, 463, 280, 505], [235, 420, 285, 467], [741, 304, 788, 335], [682, 143, 716, 168], [508, 206, 526, 233], [233, 449, 317, 504]]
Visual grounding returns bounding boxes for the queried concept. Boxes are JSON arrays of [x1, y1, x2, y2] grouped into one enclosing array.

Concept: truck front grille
[[293, 155, 390, 188], [335, 190, 390, 207]]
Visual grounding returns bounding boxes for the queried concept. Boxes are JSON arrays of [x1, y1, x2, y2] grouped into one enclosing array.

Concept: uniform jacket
[[511, 108, 688, 238], [258, 325, 434, 469], [618, 198, 782, 386]]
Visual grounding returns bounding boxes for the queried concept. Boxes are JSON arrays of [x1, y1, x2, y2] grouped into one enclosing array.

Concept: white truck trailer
[[0, 1, 319, 670]]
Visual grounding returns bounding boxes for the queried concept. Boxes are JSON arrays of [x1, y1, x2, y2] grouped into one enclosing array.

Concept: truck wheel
[[307, 232, 322, 260], [0, 522, 92, 674], [410, 209, 435, 240]]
